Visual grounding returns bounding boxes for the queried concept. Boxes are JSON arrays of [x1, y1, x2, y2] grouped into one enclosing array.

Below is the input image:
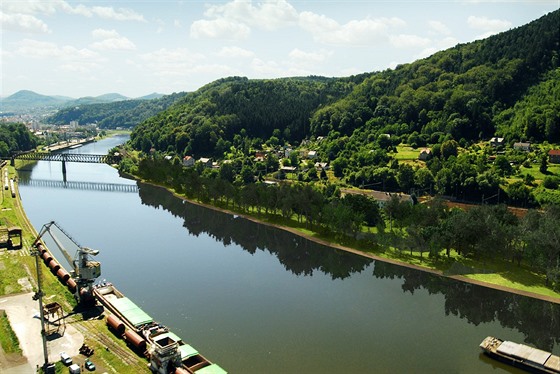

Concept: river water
[[17, 135, 559, 373]]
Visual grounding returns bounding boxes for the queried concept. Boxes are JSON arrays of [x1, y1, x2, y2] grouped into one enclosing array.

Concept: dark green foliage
[[47, 92, 185, 128], [130, 76, 357, 157], [0, 123, 39, 157], [308, 9, 558, 147]]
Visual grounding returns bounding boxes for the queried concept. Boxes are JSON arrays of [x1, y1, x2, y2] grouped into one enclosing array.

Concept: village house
[[307, 150, 317, 159], [284, 147, 294, 158], [418, 148, 432, 161], [513, 142, 531, 152], [255, 151, 266, 162], [490, 137, 505, 147], [344, 190, 413, 207], [182, 156, 195, 167], [314, 162, 329, 171], [198, 157, 213, 168], [548, 149, 560, 164]]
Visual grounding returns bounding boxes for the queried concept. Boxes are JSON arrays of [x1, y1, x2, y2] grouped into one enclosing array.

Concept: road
[[0, 292, 84, 373]]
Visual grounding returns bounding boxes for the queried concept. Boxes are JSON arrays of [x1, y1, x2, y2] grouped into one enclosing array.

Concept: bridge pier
[[62, 160, 67, 175]]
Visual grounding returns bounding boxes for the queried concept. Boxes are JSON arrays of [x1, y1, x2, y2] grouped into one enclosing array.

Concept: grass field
[[393, 145, 421, 160], [0, 312, 21, 355]]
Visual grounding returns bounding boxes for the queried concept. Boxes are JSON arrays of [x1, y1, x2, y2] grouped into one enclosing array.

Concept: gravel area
[[0, 292, 84, 372]]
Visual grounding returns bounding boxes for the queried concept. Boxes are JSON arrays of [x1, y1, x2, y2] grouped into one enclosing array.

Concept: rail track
[[72, 318, 150, 373]]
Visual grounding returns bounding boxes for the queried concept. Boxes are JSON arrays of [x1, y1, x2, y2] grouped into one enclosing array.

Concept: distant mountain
[[65, 93, 129, 107], [0, 90, 67, 112], [46, 92, 187, 129], [136, 92, 165, 100], [0, 90, 156, 114]]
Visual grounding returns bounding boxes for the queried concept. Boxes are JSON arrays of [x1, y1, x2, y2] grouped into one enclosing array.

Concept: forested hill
[[130, 10, 559, 157], [46, 92, 186, 129], [130, 76, 364, 156], [310, 9, 559, 145]]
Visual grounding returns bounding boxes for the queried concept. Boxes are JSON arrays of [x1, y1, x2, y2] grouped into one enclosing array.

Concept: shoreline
[[137, 178, 560, 305]]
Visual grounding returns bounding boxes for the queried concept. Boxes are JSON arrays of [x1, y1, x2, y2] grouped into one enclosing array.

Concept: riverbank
[[0, 164, 149, 373], [135, 177, 560, 304]]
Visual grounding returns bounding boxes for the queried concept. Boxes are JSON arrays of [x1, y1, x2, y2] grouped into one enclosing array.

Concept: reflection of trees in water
[[139, 183, 559, 351], [138, 183, 372, 280], [373, 261, 560, 351]]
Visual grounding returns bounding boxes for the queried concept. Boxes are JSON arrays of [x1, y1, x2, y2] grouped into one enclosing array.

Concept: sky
[[1, 0, 558, 99]]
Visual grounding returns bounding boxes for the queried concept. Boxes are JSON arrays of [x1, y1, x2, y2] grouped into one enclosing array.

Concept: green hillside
[[47, 92, 186, 128], [129, 76, 364, 156], [130, 10, 558, 158]]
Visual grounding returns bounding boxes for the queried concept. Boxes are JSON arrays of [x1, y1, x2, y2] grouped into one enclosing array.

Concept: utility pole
[[31, 247, 51, 373]]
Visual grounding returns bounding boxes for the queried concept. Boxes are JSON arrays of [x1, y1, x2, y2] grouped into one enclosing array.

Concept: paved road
[[0, 292, 84, 372]]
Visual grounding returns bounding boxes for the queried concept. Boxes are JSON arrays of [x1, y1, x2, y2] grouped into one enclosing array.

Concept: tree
[[524, 206, 560, 289], [494, 155, 513, 176], [219, 162, 235, 182], [265, 154, 280, 173], [397, 164, 415, 192], [239, 164, 254, 184], [540, 154, 548, 174], [441, 139, 459, 159]]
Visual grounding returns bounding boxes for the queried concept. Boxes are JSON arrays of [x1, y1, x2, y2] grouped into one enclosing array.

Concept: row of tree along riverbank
[[121, 154, 560, 297]]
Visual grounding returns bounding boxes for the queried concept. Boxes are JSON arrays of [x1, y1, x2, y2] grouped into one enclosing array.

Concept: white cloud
[[15, 39, 98, 60], [88, 6, 145, 22], [390, 34, 431, 48], [299, 13, 406, 45], [2, 0, 144, 21], [190, 0, 298, 39], [190, 19, 251, 40], [0, 12, 51, 33], [204, 0, 298, 31], [428, 20, 451, 35], [90, 29, 136, 51], [467, 15, 511, 31], [217, 46, 255, 59], [289, 48, 331, 64]]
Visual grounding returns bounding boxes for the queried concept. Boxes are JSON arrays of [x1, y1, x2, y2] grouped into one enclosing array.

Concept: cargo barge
[[480, 336, 560, 373], [94, 283, 226, 374]]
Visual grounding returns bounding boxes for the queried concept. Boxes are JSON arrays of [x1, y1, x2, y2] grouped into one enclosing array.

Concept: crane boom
[[34, 221, 101, 305]]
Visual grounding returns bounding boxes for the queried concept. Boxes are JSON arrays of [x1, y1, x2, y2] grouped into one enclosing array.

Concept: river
[[17, 135, 560, 373]]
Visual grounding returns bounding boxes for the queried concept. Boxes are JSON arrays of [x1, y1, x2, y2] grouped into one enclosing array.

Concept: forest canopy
[[128, 10, 559, 159]]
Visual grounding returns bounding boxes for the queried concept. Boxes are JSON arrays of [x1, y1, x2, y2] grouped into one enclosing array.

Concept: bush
[[542, 176, 559, 189]]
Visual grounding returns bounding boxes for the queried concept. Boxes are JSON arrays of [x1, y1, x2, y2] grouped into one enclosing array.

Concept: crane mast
[[34, 221, 101, 304]]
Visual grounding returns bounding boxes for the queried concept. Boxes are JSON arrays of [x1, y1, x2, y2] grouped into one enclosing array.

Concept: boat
[[94, 282, 227, 374], [480, 336, 560, 373]]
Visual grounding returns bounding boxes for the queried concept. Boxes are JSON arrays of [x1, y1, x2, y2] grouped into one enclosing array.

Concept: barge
[[94, 283, 226, 374], [480, 336, 560, 373]]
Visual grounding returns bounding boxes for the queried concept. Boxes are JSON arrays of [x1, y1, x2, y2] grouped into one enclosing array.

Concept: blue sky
[[1, 0, 558, 98]]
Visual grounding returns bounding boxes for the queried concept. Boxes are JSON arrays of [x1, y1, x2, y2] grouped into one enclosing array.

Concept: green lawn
[[0, 312, 21, 354], [394, 146, 421, 160]]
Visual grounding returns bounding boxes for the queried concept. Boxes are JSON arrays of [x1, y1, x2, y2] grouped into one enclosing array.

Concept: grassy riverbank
[[135, 175, 560, 302], [0, 164, 149, 373]]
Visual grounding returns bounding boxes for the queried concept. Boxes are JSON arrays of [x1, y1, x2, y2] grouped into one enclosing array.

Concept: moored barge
[[94, 283, 226, 374], [480, 336, 560, 373]]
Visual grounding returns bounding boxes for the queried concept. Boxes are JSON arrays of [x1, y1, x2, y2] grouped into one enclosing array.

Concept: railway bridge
[[10, 152, 121, 177]]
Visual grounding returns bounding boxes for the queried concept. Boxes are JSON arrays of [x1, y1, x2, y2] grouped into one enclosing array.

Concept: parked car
[[68, 363, 81, 373], [60, 352, 72, 365], [85, 358, 96, 371]]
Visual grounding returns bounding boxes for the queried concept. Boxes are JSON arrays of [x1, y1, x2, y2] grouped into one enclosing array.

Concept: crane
[[34, 221, 101, 304]]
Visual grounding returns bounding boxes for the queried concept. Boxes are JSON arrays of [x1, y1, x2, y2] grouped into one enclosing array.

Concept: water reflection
[[138, 181, 560, 352], [138, 182, 372, 280]]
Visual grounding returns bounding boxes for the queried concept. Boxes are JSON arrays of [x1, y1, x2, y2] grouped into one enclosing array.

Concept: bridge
[[18, 179, 139, 193], [13, 152, 119, 164], [10, 152, 121, 177]]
